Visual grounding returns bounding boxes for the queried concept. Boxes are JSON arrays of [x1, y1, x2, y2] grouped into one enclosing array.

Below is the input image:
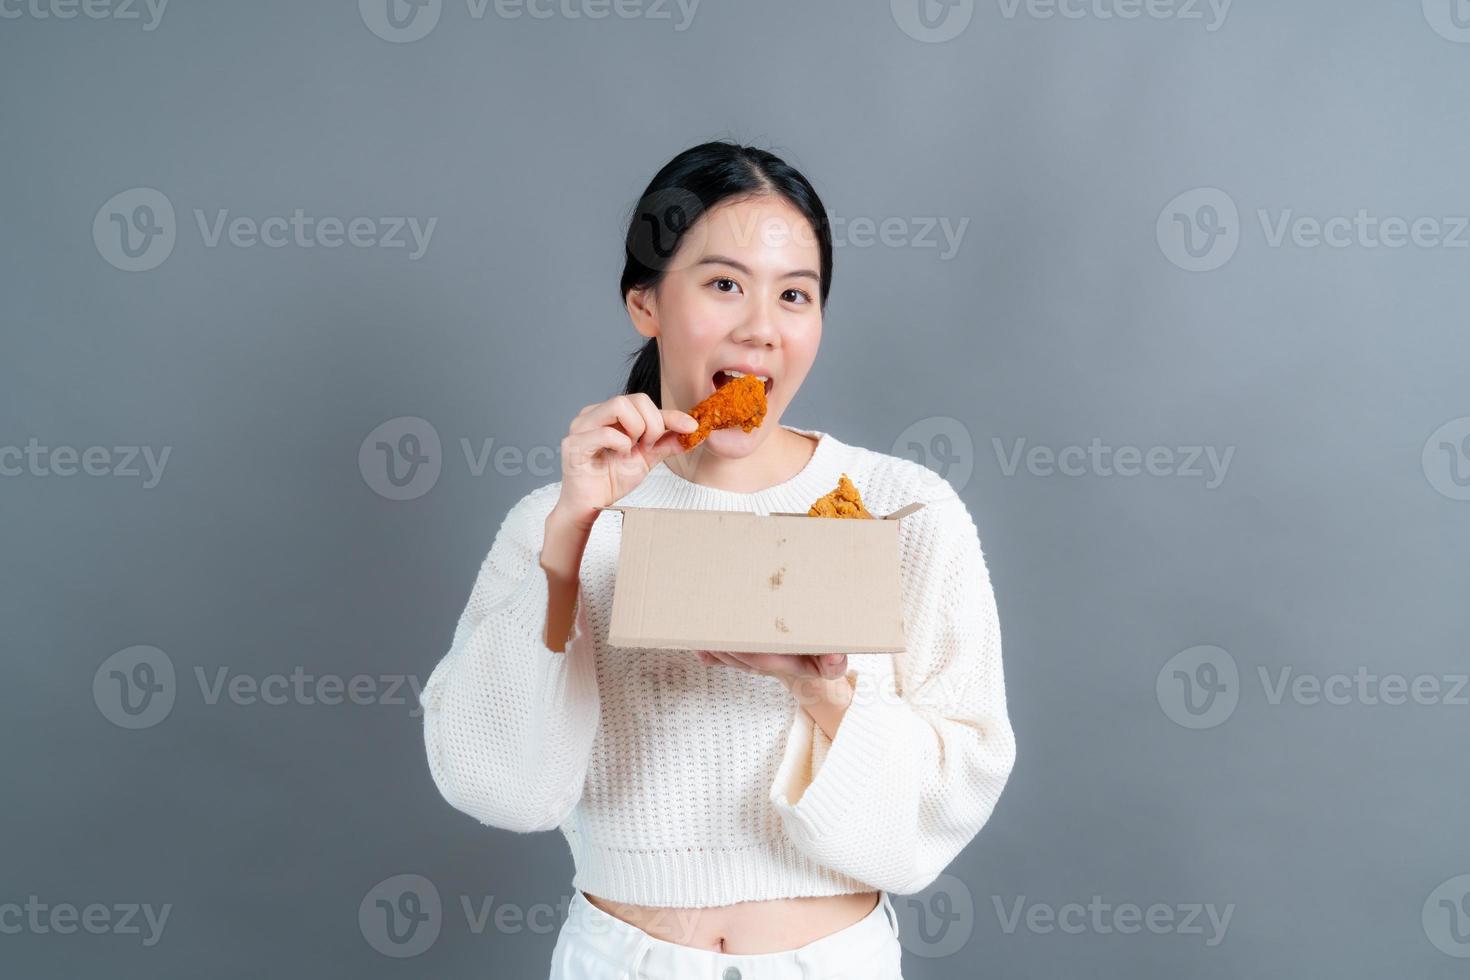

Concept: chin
[[701, 419, 777, 457]]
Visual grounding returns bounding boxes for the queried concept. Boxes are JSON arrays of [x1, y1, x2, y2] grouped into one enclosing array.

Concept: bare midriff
[[581, 890, 880, 954]]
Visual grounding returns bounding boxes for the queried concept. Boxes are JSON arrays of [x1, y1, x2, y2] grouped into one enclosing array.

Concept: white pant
[[548, 890, 905, 980]]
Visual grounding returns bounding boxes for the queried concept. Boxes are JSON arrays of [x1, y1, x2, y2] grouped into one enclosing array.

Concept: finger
[[797, 655, 837, 679], [730, 652, 793, 675], [569, 395, 647, 444], [791, 657, 822, 679], [662, 408, 699, 433], [562, 427, 634, 475], [722, 651, 766, 672], [642, 430, 691, 466], [817, 654, 848, 679], [625, 393, 666, 450]]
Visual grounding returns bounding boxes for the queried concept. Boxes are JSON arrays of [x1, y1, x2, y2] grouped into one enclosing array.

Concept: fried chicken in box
[[678, 373, 767, 449], [808, 473, 875, 519]]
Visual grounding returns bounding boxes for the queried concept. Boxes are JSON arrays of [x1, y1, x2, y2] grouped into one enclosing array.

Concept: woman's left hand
[[695, 650, 848, 682]]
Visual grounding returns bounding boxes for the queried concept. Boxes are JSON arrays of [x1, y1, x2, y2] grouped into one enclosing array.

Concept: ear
[[626, 285, 659, 340]]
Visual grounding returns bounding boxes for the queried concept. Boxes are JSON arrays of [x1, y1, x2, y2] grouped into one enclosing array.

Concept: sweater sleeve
[[420, 484, 601, 834], [768, 481, 1016, 894]]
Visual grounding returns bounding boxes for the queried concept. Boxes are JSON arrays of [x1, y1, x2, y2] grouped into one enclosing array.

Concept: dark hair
[[620, 141, 833, 407]]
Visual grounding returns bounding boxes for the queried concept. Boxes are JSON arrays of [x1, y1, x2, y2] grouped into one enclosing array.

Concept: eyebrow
[[694, 254, 821, 283]]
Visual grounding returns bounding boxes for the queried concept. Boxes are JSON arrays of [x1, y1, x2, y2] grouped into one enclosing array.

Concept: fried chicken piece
[[678, 373, 767, 449], [808, 473, 875, 519]]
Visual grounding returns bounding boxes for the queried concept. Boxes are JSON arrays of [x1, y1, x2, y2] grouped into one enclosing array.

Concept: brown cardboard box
[[598, 502, 927, 654]]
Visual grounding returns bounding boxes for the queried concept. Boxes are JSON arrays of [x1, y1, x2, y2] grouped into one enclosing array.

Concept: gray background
[[3, 0, 1468, 977]]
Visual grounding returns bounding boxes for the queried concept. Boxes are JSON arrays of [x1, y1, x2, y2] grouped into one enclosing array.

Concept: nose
[[733, 305, 779, 349]]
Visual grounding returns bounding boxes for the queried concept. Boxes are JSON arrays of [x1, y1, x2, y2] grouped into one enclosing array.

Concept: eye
[[709, 276, 741, 294], [783, 287, 813, 304]]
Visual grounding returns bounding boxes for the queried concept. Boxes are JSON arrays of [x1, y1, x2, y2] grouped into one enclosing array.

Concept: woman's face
[[628, 193, 823, 456]]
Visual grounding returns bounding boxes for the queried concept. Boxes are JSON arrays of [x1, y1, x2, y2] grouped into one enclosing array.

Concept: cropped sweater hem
[[563, 830, 873, 909]]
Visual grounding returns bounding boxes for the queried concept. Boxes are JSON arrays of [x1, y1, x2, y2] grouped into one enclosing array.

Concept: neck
[[663, 424, 818, 494]]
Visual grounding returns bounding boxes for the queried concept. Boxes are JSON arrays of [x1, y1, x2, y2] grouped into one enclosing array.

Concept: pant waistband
[[560, 890, 901, 980]]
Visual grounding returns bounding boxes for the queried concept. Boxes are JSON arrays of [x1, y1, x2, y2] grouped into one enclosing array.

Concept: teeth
[[720, 369, 770, 382]]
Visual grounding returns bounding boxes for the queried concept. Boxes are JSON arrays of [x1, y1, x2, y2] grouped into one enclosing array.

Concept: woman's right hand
[[553, 393, 697, 529]]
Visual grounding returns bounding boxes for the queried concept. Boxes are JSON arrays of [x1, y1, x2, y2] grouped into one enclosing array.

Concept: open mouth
[[712, 369, 774, 397]]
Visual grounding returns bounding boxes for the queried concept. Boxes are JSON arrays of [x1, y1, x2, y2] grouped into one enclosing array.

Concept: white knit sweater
[[420, 425, 1016, 908]]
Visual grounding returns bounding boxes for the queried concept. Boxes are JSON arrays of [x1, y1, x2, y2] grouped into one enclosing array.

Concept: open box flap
[[599, 501, 926, 520]]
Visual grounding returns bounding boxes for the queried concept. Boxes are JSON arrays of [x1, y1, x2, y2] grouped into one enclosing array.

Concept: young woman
[[421, 141, 1016, 979]]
